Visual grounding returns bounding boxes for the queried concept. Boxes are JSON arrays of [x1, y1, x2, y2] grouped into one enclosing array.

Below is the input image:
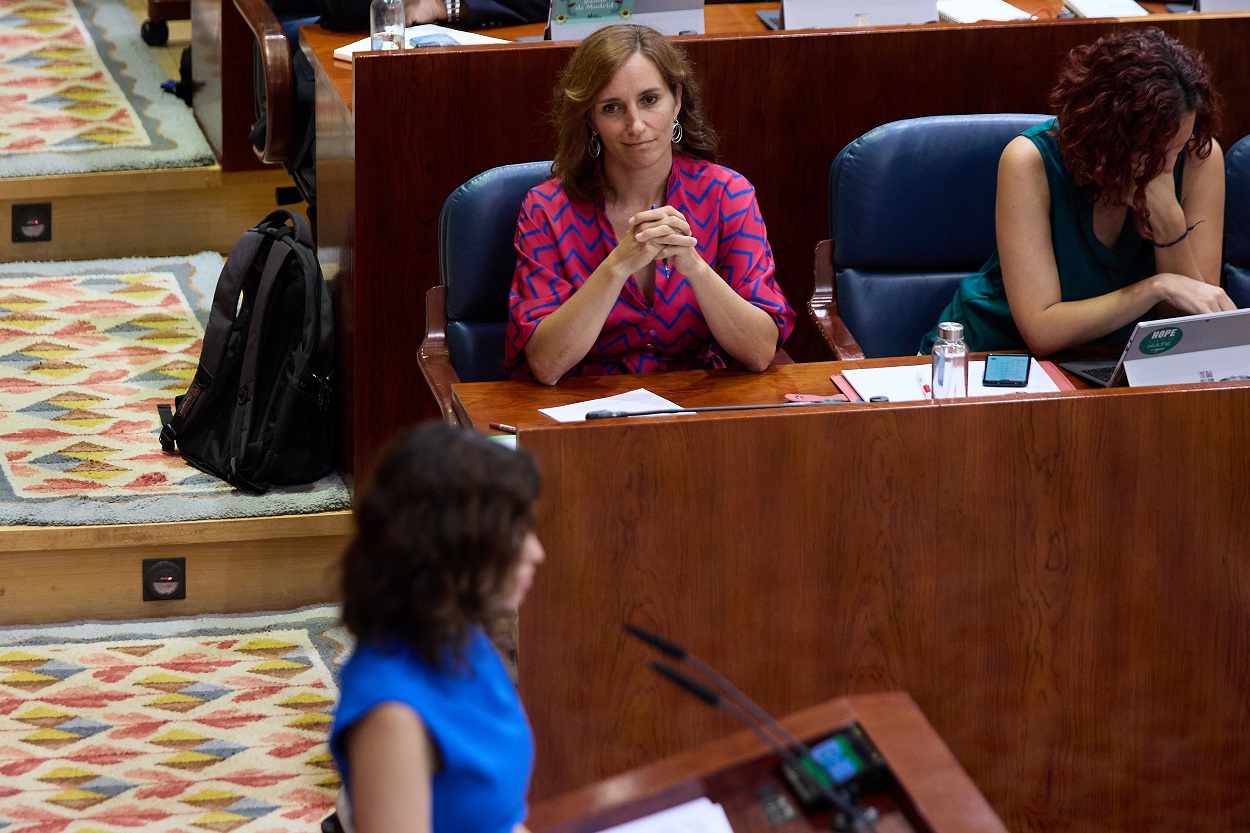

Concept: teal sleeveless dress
[[919, 119, 1184, 353]]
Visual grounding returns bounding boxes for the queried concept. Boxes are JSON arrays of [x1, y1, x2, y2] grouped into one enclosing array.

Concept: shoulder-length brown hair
[[340, 422, 540, 669], [1048, 27, 1222, 239], [551, 24, 719, 203]]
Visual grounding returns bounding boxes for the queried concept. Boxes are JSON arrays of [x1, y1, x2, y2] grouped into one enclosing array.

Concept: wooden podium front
[[529, 693, 1007, 833]]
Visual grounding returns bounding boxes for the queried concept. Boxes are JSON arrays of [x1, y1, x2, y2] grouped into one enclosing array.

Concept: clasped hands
[[614, 205, 702, 278]]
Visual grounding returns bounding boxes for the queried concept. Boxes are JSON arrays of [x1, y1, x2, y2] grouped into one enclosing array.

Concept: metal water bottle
[[931, 321, 968, 399], [370, 0, 405, 50]]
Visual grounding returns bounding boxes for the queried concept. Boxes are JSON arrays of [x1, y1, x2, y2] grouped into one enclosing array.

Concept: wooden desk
[[303, 9, 1250, 476], [454, 368, 1250, 832], [193, 0, 268, 171], [529, 693, 1009, 833]]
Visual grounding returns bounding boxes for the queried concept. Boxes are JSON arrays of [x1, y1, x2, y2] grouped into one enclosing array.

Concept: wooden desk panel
[[453, 372, 1250, 831], [305, 13, 1250, 475], [193, 0, 268, 171]]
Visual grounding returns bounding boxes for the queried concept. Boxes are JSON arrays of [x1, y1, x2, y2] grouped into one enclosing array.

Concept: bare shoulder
[[1190, 136, 1226, 171], [1182, 137, 1225, 204], [1185, 137, 1225, 182], [355, 702, 426, 739], [999, 135, 1046, 179], [346, 701, 432, 765]]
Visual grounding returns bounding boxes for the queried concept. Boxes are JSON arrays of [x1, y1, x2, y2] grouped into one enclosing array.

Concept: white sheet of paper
[[590, 797, 734, 833], [1063, 0, 1148, 16], [968, 359, 1061, 396], [842, 365, 931, 402], [539, 388, 689, 423], [937, 0, 1031, 20], [843, 359, 1060, 402], [332, 24, 507, 61]]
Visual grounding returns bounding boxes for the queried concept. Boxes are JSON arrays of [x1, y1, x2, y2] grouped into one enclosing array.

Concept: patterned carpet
[[0, 605, 347, 833], [0, 0, 213, 176], [0, 254, 350, 525]]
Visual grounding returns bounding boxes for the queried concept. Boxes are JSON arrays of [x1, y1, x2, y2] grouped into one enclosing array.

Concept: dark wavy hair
[[551, 24, 719, 203], [1049, 27, 1221, 239], [340, 422, 540, 669]]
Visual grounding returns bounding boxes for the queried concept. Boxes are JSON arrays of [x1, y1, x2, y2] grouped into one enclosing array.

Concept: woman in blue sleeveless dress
[[921, 28, 1235, 355], [330, 422, 544, 833]]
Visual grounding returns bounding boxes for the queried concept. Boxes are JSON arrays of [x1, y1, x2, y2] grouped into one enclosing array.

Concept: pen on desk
[[915, 371, 932, 399], [489, 422, 517, 435], [651, 204, 671, 278]]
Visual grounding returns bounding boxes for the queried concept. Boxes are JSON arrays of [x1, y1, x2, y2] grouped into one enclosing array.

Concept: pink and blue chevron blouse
[[505, 154, 795, 379]]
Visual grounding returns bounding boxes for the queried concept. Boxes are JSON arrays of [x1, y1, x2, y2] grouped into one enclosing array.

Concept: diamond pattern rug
[[0, 254, 350, 525], [0, 605, 349, 833], [0, 0, 214, 176]]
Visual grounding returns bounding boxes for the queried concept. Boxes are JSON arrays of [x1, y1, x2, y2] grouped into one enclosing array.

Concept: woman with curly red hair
[[921, 28, 1235, 356]]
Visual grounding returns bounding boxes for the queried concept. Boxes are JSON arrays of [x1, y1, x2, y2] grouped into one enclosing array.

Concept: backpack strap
[[257, 209, 314, 249], [228, 230, 296, 485], [159, 228, 269, 451]]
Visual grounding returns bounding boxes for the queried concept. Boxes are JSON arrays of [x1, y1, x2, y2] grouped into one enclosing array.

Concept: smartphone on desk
[[983, 353, 1031, 386], [411, 33, 458, 47]]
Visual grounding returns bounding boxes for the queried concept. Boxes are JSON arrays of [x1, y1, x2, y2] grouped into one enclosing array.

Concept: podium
[[528, 693, 1007, 833]]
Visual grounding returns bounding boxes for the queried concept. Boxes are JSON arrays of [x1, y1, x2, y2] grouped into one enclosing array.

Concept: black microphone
[[625, 622, 687, 658], [650, 661, 718, 705], [628, 625, 829, 768], [585, 399, 850, 421], [627, 624, 879, 832]]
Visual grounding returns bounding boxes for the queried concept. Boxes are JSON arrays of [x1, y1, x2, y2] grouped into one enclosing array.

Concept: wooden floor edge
[[0, 510, 354, 553], [0, 165, 228, 201]]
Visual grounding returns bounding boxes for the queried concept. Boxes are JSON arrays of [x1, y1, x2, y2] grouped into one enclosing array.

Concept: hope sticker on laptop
[[1139, 326, 1183, 355]]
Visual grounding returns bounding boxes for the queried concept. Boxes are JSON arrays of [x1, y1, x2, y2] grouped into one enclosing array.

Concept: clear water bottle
[[931, 321, 968, 399], [370, 0, 405, 50]]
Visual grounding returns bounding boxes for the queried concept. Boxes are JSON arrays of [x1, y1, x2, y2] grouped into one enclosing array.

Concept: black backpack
[[159, 210, 336, 493]]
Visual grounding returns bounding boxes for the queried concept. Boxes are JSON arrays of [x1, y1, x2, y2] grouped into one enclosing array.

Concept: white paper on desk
[[332, 24, 507, 61], [1062, 0, 1148, 17], [539, 388, 689, 423], [968, 359, 1061, 396], [937, 0, 1031, 21], [842, 365, 931, 402], [843, 359, 1060, 402], [590, 797, 734, 833]]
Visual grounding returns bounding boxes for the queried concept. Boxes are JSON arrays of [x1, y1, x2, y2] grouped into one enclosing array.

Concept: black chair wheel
[[141, 19, 169, 46]]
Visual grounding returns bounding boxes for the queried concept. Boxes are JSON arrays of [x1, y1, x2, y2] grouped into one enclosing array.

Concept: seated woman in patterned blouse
[[505, 24, 796, 385]]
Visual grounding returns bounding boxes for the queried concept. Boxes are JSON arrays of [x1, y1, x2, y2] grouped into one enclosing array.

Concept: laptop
[[547, 0, 704, 40], [778, 0, 936, 29], [1060, 308, 1250, 388], [1195, 0, 1250, 10]]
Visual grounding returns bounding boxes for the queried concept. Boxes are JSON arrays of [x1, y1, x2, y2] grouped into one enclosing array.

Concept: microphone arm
[[626, 623, 814, 762], [629, 626, 879, 832]]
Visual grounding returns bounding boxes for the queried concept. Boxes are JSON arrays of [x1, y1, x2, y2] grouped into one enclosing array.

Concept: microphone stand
[[626, 624, 880, 832]]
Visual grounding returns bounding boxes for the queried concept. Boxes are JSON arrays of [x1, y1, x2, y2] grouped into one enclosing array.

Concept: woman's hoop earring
[[671, 118, 683, 144], [588, 132, 602, 158]]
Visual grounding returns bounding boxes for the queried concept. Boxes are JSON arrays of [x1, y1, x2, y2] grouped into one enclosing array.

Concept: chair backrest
[[1224, 134, 1250, 308], [439, 161, 554, 383], [830, 113, 1050, 357]]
